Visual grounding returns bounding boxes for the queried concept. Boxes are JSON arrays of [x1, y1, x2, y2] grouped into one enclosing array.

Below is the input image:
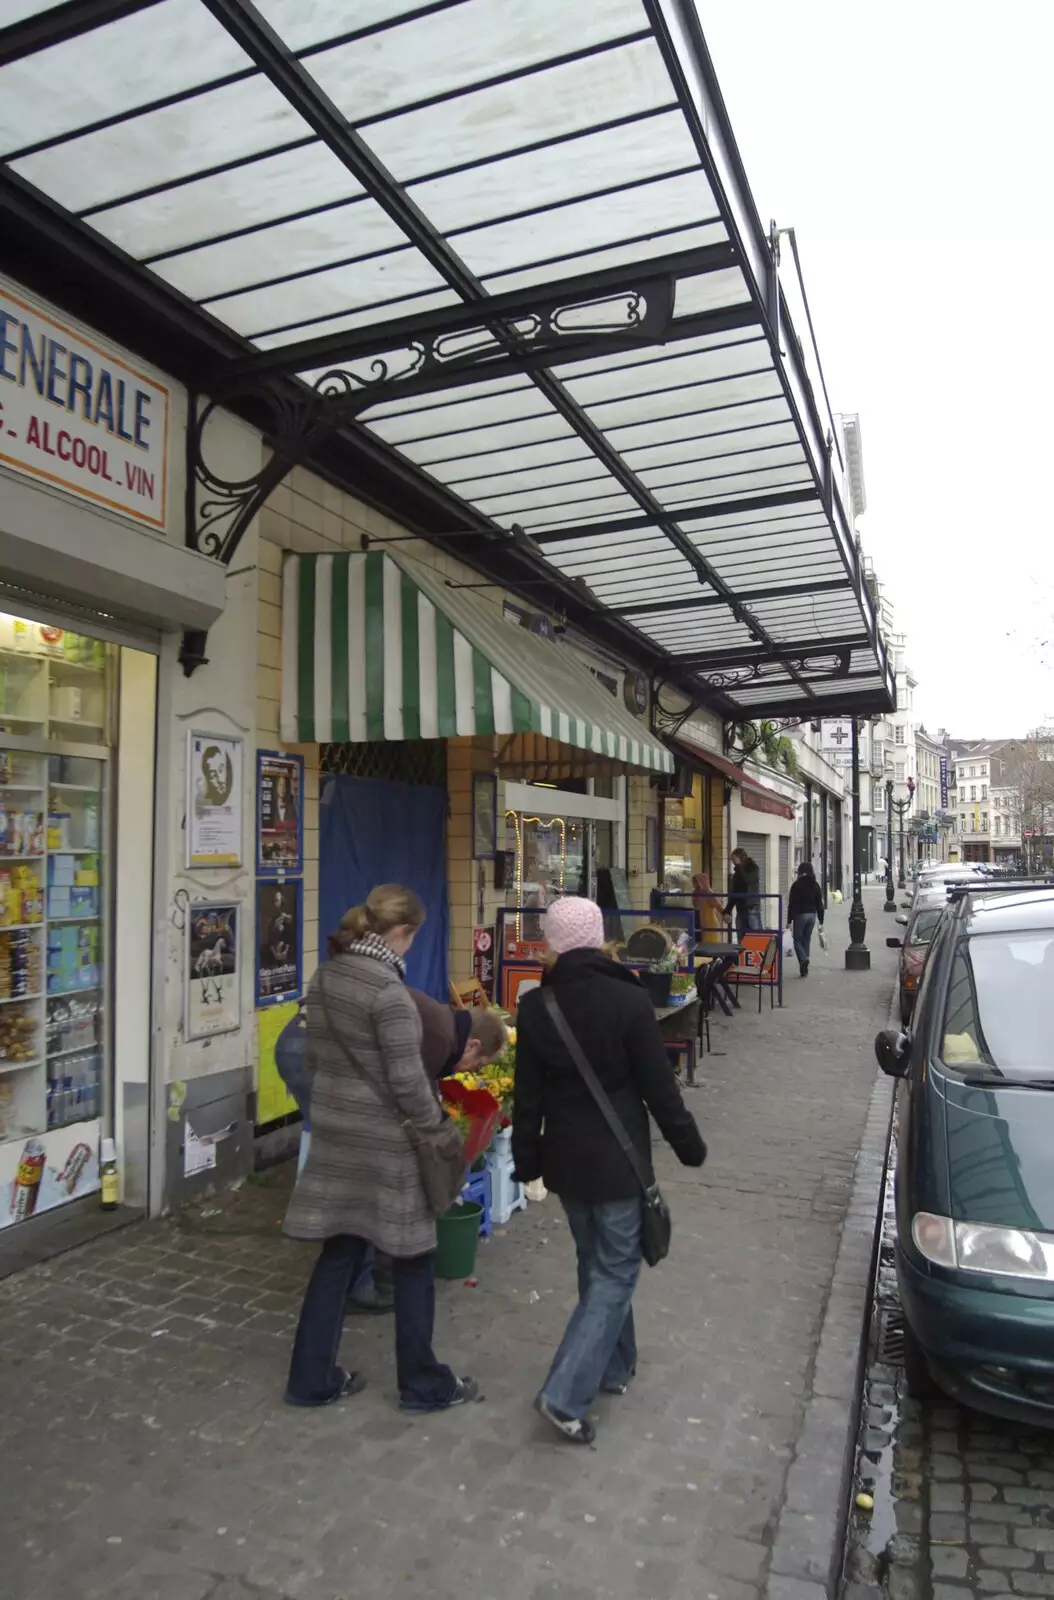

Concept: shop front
[[0, 276, 225, 1254], [277, 548, 671, 1010]]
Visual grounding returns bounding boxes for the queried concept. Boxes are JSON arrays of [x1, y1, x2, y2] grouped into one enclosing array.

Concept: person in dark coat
[[787, 861, 825, 976], [283, 885, 479, 1413], [723, 848, 762, 942], [513, 896, 706, 1445]]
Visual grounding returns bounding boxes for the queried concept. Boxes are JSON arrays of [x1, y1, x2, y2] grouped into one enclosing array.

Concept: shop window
[[0, 613, 115, 1231], [661, 784, 707, 893]]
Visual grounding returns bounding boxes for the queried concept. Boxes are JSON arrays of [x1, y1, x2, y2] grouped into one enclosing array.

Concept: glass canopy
[[0, 0, 894, 720]]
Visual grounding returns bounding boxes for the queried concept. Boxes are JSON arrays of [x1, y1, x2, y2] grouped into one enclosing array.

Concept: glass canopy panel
[[306, 0, 648, 127], [376, 411, 577, 463], [0, 1, 58, 22], [449, 171, 719, 278], [437, 458, 611, 500], [472, 475, 633, 518], [12, 77, 313, 211], [254, 0, 459, 52], [250, 288, 461, 347], [552, 323, 760, 383], [152, 197, 413, 300], [359, 373, 530, 420], [409, 111, 699, 235], [560, 338, 770, 407], [363, 387, 553, 445], [0, 0, 250, 157], [586, 371, 784, 430], [434, 438, 596, 482], [360, 38, 675, 183], [480, 221, 726, 293], [202, 249, 448, 336], [546, 533, 676, 570], [637, 443, 806, 490], [606, 396, 791, 454], [519, 494, 640, 529], [658, 465, 814, 507], [87, 144, 361, 259], [622, 421, 799, 471]]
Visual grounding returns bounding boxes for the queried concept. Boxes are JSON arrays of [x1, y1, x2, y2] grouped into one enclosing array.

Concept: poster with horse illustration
[[186, 901, 240, 1039]]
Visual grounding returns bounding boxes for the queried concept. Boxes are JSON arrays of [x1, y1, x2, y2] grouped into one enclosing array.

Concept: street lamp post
[[893, 795, 913, 892], [884, 780, 897, 912], [846, 718, 870, 969]]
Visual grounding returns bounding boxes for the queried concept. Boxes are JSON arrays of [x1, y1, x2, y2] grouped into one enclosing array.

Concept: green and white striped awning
[[280, 551, 672, 774]]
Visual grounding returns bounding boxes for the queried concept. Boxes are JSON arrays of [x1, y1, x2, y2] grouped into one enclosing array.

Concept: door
[[736, 830, 769, 900], [778, 836, 791, 904]]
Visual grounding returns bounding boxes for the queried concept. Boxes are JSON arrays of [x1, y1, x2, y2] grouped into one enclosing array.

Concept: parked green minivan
[[876, 882, 1054, 1422]]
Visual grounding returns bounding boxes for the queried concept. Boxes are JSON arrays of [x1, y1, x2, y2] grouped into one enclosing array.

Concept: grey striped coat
[[283, 952, 442, 1259]]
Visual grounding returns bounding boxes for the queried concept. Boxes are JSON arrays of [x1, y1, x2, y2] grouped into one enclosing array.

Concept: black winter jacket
[[787, 877, 825, 923], [723, 858, 760, 916], [511, 949, 706, 1203]]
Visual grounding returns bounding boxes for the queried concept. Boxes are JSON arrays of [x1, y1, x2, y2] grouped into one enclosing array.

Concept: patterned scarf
[[342, 932, 407, 980]]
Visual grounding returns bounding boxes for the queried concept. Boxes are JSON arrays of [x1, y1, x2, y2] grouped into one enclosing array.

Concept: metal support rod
[[884, 780, 897, 913], [893, 796, 913, 891], [846, 718, 870, 969]]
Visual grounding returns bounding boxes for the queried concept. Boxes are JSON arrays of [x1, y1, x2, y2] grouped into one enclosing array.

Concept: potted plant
[[637, 946, 678, 1007], [669, 972, 694, 1007]]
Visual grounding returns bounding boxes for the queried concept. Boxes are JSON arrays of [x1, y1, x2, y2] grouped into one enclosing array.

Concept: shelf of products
[[0, 614, 110, 1173]]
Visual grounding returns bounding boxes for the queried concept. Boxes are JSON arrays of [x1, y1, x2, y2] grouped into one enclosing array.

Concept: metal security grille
[[320, 740, 447, 788]]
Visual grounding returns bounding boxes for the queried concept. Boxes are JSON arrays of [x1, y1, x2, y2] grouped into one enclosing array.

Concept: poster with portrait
[[257, 751, 304, 875], [186, 902, 240, 1039], [187, 731, 243, 868], [255, 878, 302, 1007]]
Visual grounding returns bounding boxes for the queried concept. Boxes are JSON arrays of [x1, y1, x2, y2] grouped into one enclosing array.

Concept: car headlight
[[913, 1212, 1054, 1279]]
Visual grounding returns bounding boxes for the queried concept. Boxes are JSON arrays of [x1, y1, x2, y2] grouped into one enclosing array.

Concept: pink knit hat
[[545, 895, 605, 955]]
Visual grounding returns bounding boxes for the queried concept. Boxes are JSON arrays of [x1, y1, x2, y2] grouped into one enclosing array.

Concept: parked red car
[[888, 900, 947, 1024]]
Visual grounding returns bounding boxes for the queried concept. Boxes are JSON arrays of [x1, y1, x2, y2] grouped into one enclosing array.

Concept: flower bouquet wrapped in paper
[[438, 1076, 502, 1166]]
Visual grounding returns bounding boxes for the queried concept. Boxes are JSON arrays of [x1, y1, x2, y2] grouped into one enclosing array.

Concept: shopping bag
[[818, 927, 827, 952]]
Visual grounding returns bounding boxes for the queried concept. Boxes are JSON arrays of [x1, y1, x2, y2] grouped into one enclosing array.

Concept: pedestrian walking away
[[283, 883, 480, 1413], [512, 895, 706, 1445], [724, 847, 762, 942], [787, 860, 825, 976]]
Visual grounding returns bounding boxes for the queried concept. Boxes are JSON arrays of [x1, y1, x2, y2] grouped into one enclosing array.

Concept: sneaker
[[400, 1375, 482, 1414], [601, 1366, 636, 1396], [284, 1367, 366, 1408], [535, 1395, 597, 1445]]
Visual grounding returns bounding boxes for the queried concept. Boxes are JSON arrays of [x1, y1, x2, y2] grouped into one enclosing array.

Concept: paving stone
[[980, 1547, 1038, 1569], [931, 1549, 970, 1580]]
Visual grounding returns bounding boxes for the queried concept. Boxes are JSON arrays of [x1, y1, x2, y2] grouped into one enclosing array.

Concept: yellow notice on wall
[[256, 1001, 300, 1127]]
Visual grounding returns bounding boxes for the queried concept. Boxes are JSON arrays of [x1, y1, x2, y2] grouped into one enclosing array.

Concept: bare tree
[[999, 728, 1054, 868]]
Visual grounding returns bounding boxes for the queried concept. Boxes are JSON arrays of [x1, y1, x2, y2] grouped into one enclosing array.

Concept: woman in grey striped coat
[[284, 885, 479, 1412]]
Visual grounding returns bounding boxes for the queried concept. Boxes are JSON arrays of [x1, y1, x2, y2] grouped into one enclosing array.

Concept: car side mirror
[[886, 936, 903, 948], [875, 1029, 910, 1078], [895, 915, 908, 925]]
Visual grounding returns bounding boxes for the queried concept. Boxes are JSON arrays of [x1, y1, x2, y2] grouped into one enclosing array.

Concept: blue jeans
[[792, 912, 817, 966], [540, 1197, 642, 1420], [286, 1234, 456, 1408]]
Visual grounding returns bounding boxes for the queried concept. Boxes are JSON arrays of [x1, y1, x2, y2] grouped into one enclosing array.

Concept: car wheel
[[902, 1318, 940, 1401]]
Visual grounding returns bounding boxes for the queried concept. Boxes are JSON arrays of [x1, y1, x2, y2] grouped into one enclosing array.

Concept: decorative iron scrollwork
[[700, 651, 850, 691], [188, 280, 675, 567]]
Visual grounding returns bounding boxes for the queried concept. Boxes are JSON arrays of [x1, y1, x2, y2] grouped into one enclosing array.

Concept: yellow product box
[[74, 870, 100, 888]]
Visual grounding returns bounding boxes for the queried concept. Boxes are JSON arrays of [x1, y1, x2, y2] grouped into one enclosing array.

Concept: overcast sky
[[698, 1, 1054, 739]]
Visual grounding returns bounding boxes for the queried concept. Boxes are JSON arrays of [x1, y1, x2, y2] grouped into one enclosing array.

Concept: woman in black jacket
[[512, 896, 706, 1444], [787, 861, 825, 976]]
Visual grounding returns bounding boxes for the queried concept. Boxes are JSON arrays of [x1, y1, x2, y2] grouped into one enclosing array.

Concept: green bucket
[[435, 1201, 483, 1280]]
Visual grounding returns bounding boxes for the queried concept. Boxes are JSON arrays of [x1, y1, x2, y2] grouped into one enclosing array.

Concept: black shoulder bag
[[542, 989, 671, 1267], [318, 970, 466, 1215]]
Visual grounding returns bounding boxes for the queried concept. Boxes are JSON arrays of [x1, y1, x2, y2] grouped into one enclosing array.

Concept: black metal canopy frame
[[0, 0, 895, 721]]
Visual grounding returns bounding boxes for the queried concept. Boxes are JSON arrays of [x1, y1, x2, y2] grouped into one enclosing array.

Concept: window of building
[[981, 784, 987, 799], [895, 725, 905, 745], [895, 762, 905, 781], [959, 787, 966, 803], [970, 786, 976, 800], [982, 813, 989, 832], [959, 814, 966, 831]]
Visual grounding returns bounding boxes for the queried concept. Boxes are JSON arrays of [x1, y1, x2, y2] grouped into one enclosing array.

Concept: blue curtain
[[318, 774, 449, 1000]]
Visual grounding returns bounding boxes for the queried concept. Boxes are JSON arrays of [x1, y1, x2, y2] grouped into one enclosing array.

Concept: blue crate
[[461, 1166, 492, 1237]]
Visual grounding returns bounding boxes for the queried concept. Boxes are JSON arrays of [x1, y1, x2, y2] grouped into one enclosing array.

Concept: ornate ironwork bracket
[[181, 278, 677, 671]]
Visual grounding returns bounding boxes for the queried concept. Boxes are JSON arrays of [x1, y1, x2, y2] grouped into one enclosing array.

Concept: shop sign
[[939, 754, 949, 809], [0, 284, 169, 530], [472, 926, 495, 1000], [0, 1122, 100, 1231]]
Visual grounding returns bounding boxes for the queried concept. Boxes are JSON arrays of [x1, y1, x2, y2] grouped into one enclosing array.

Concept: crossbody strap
[[541, 988, 651, 1197], [317, 967, 422, 1145]]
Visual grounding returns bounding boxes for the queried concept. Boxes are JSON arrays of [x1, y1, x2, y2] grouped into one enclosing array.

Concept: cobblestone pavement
[[0, 894, 896, 1600], [843, 1121, 1054, 1600]]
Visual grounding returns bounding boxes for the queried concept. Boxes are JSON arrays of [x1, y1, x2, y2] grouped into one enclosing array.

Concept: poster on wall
[[186, 731, 243, 868], [186, 902, 240, 1039], [256, 999, 300, 1127], [0, 1121, 101, 1232], [256, 879, 302, 1007], [257, 751, 303, 875], [472, 926, 495, 1001]]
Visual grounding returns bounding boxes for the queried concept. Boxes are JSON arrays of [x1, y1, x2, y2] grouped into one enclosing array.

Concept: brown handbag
[[318, 971, 466, 1215]]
